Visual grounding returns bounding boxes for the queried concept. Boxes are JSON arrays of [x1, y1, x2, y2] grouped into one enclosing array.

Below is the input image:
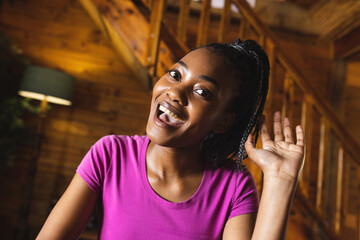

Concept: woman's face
[[146, 48, 237, 148]]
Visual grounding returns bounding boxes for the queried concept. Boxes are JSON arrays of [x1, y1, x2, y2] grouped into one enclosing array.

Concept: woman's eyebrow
[[178, 60, 220, 89], [199, 75, 219, 89], [178, 60, 188, 70]]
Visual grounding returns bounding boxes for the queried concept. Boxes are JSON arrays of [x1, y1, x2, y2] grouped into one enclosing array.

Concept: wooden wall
[[345, 61, 360, 145], [341, 61, 360, 237], [0, 0, 151, 238], [0, 0, 353, 239]]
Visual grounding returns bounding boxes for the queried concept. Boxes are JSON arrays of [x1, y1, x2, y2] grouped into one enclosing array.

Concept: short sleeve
[[228, 169, 259, 219], [76, 136, 114, 193]]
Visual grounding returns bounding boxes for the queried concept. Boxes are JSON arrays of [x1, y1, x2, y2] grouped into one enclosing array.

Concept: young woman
[[37, 39, 305, 239]]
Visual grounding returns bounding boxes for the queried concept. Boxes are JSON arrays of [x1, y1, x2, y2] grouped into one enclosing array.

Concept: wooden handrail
[[232, 0, 360, 165]]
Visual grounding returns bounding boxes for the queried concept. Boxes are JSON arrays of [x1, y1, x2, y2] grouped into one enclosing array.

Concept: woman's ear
[[214, 112, 236, 133]]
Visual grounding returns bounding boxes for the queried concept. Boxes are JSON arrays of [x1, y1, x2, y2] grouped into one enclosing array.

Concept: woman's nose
[[166, 86, 188, 105]]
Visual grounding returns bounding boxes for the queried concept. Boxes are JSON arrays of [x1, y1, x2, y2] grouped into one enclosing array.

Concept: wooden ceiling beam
[[333, 26, 360, 60], [310, 0, 360, 41], [79, 0, 152, 91]]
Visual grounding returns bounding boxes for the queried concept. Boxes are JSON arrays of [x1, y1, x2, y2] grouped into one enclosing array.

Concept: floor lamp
[[14, 66, 75, 239]]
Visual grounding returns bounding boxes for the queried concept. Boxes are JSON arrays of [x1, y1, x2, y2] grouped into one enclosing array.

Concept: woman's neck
[[146, 141, 205, 179]]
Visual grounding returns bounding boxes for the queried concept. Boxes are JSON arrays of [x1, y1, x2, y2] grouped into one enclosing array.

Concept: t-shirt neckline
[[140, 136, 209, 210]]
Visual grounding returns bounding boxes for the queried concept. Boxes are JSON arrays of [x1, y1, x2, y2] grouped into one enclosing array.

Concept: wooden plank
[[142, 0, 153, 9], [333, 28, 360, 59], [316, 117, 330, 215], [218, 0, 231, 43], [238, 18, 247, 40], [293, 190, 339, 240], [258, 34, 266, 49], [334, 143, 344, 235], [48, 106, 149, 130], [196, 0, 211, 47], [45, 117, 146, 139], [314, 1, 360, 42], [264, 42, 276, 122], [79, 0, 151, 90], [146, 0, 166, 78], [282, 72, 295, 121], [346, 62, 360, 87], [330, 60, 347, 117], [177, 0, 191, 43], [299, 96, 313, 198], [71, 97, 150, 119]]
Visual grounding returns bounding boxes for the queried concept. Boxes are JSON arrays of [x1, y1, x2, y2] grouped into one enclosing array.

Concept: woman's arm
[[223, 111, 305, 240], [36, 173, 98, 240]]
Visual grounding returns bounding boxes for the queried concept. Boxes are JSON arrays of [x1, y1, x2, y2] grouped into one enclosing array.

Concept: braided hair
[[200, 39, 270, 171]]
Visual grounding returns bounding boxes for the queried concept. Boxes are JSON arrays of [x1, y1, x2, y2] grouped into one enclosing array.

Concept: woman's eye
[[169, 70, 180, 81], [194, 88, 212, 99]]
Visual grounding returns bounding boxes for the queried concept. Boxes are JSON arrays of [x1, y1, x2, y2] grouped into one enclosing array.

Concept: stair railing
[[142, 0, 360, 239]]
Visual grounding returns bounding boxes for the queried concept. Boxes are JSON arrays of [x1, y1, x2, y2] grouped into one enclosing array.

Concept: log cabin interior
[[0, 0, 359, 239]]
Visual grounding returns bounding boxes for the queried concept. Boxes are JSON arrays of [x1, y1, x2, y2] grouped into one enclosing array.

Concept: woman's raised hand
[[244, 111, 305, 182]]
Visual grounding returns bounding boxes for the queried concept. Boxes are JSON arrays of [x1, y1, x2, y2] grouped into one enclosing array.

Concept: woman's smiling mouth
[[159, 105, 185, 123], [154, 103, 185, 128]]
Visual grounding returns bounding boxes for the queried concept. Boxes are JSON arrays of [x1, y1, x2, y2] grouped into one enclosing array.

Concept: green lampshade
[[18, 66, 75, 106]]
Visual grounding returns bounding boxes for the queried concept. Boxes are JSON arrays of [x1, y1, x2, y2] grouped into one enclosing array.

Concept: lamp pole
[[14, 97, 48, 240], [14, 66, 74, 239]]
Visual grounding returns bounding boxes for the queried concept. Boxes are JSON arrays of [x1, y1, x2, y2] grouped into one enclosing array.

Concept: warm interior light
[[18, 90, 72, 106], [18, 66, 75, 107]]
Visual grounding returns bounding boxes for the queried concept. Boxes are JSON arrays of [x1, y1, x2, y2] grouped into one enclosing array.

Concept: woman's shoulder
[[214, 160, 252, 175], [209, 160, 255, 187], [97, 134, 147, 142], [94, 135, 148, 148]]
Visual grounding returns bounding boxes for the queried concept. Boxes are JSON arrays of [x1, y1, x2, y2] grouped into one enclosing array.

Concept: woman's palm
[[245, 112, 305, 180]]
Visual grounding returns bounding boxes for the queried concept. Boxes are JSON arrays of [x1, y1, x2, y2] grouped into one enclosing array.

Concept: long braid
[[234, 42, 269, 170], [200, 39, 269, 171]]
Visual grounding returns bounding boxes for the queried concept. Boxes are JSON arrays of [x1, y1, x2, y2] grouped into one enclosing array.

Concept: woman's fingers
[[283, 118, 294, 144], [245, 134, 263, 168], [260, 116, 271, 143], [257, 111, 303, 148], [295, 125, 304, 147], [245, 133, 257, 157], [273, 111, 283, 142]]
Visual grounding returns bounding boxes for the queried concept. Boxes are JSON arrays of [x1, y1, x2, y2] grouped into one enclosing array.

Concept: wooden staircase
[[79, 0, 360, 239]]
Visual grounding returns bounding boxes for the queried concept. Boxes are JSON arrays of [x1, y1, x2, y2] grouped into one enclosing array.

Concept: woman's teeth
[[159, 105, 185, 123]]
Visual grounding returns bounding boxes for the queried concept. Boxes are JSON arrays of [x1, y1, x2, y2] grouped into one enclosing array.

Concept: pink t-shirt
[[77, 135, 258, 239]]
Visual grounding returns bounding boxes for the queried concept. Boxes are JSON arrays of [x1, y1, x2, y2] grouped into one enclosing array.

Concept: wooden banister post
[[282, 72, 294, 121], [146, 0, 166, 84], [142, 0, 153, 10], [334, 143, 344, 235], [218, 0, 231, 43], [316, 116, 330, 215], [259, 34, 266, 49], [177, 0, 191, 43], [238, 17, 247, 40], [300, 95, 314, 198], [196, 0, 211, 47], [265, 42, 275, 120]]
